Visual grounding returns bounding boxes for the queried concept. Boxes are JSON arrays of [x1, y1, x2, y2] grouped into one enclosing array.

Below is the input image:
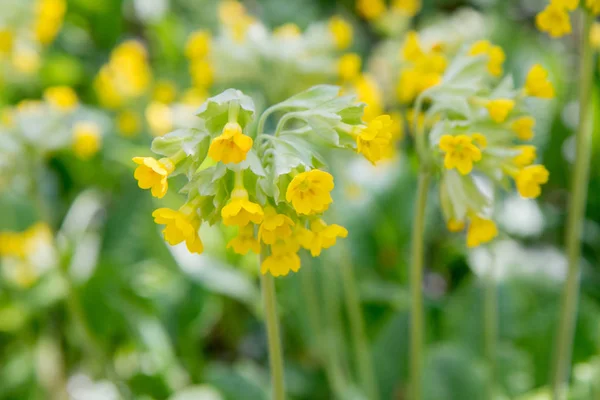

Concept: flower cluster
[[415, 43, 554, 247], [357, 0, 422, 21], [537, 0, 600, 37], [133, 86, 394, 276]]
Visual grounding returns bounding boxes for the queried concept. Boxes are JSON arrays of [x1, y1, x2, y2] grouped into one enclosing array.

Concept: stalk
[[484, 255, 498, 400], [260, 246, 286, 400], [409, 171, 431, 400], [551, 11, 595, 400]]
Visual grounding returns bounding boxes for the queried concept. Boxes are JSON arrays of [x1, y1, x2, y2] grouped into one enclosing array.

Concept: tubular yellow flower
[[447, 219, 465, 232], [132, 156, 175, 199], [190, 59, 214, 88], [227, 224, 260, 255], [260, 241, 301, 277], [208, 122, 253, 164], [73, 122, 101, 160], [117, 110, 141, 137], [586, 0, 600, 14], [286, 169, 334, 215], [467, 216, 498, 248], [471, 133, 487, 149], [357, 0, 386, 20], [329, 16, 353, 50], [35, 0, 66, 45], [439, 134, 482, 175], [401, 31, 424, 62], [0, 29, 14, 54], [555, 0, 580, 10], [298, 219, 348, 257], [146, 102, 173, 137], [511, 116, 536, 141], [354, 74, 384, 122], [513, 145, 537, 168], [338, 53, 362, 82], [44, 86, 78, 111], [259, 206, 295, 245], [525, 64, 555, 99], [185, 30, 211, 60], [153, 207, 203, 254], [468, 40, 505, 77], [516, 165, 549, 199], [152, 80, 177, 104], [221, 187, 264, 227], [486, 99, 515, 123], [355, 114, 394, 164], [392, 0, 421, 16], [536, 3, 572, 38]]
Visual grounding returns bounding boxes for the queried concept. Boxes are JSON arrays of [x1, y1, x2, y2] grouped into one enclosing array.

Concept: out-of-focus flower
[[227, 224, 260, 255], [357, 0, 386, 20], [439, 134, 483, 175], [35, 0, 67, 45], [524, 64, 555, 99], [392, 0, 422, 16], [467, 216, 498, 248], [515, 165, 550, 199], [328, 16, 353, 50], [152, 80, 178, 104], [486, 99, 515, 123], [219, 0, 256, 43], [145, 102, 173, 137], [72, 122, 101, 160], [298, 219, 348, 257], [185, 30, 211, 60], [274, 23, 302, 39], [117, 110, 142, 137], [536, 3, 572, 38], [511, 116, 536, 141], [0, 29, 14, 54], [353, 74, 384, 121], [44, 86, 78, 112], [338, 53, 362, 83], [189, 59, 214, 89], [468, 40, 505, 77]]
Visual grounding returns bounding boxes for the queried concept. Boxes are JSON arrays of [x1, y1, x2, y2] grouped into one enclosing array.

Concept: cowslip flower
[[72, 122, 101, 160], [133, 156, 175, 198], [353, 74, 384, 122], [259, 207, 295, 245], [338, 53, 362, 83], [286, 170, 334, 215], [117, 110, 142, 137], [329, 16, 353, 50], [355, 115, 394, 164], [486, 99, 515, 123], [511, 116, 536, 141], [524, 64, 555, 99], [466, 216, 498, 248], [392, 0, 422, 16], [190, 59, 214, 89], [153, 207, 203, 254], [439, 134, 483, 175], [152, 80, 178, 104], [298, 219, 348, 257], [357, 0, 386, 20], [468, 40, 505, 77], [227, 224, 260, 255], [446, 219, 465, 233], [185, 30, 211, 60], [513, 145, 537, 168], [208, 122, 253, 164], [536, 3, 572, 38], [44, 86, 78, 111], [0, 29, 14, 54], [221, 187, 264, 227], [515, 165, 550, 199], [586, 0, 600, 14], [260, 239, 301, 277]]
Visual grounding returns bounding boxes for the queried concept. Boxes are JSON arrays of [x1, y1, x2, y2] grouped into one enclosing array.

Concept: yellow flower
[[511, 116, 536, 141], [153, 207, 203, 254], [258, 206, 295, 245], [44, 86, 78, 111], [486, 99, 515, 123], [586, 0, 600, 14], [329, 16, 353, 50], [219, 0, 255, 42], [536, 3, 572, 38], [190, 59, 214, 88], [338, 53, 362, 82], [524, 64, 555, 99], [286, 169, 334, 215], [392, 0, 421, 16], [153, 80, 177, 104], [185, 30, 211, 60], [110, 40, 152, 97], [221, 188, 264, 227], [467, 216, 498, 248], [132, 156, 175, 198], [260, 241, 301, 277], [397, 68, 421, 103], [554, 0, 580, 10], [516, 165, 549, 199], [401, 31, 424, 62], [208, 122, 253, 164], [117, 110, 141, 137], [0, 29, 14, 54], [513, 145, 537, 168], [73, 122, 101, 160], [227, 224, 260, 255], [354, 74, 384, 122], [274, 23, 302, 39], [145, 102, 173, 137], [590, 23, 600, 48], [356, 115, 393, 164], [298, 219, 348, 257], [447, 219, 465, 232], [357, 0, 386, 20], [439, 134, 482, 175], [35, 0, 66, 45], [468, 40, 505, 77]]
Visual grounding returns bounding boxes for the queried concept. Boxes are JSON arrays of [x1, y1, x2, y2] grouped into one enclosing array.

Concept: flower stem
[[260, 246, 286, 400], [484, 253, 498, 400], [552, 11, 595, 400], [409, 171, 431, 400]]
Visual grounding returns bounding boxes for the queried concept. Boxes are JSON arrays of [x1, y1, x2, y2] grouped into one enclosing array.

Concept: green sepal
[[195, 89, 256, 134]]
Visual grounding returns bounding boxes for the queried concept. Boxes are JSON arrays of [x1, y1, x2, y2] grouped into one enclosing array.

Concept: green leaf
[[237, 150, 266, 176], [183, 164, 228, 196], [151, 128, 210, 158], [196, 89, 256, 134], [276, 85, 341, 109]]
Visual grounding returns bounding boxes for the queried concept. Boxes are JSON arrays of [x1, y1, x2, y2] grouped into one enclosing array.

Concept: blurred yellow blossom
[[260, 240, 301, 277], [274, 23, 302, 39], [447, 219, 465, 232], [185, 30, 211, 60], [516, 165, 549, 199], [511, 116, 536, 141], [354, 74, 384, 122], [152, 80, 178, 104], [12, 49, 41, 74], [117, 110, 142, 137], [357, 0, 386, 20], [586, 0, 600, 14], [72, 122, 101, 160], [44, 86, 78, 111], [298, 219, 348, 257], [525, 64, 555, 98], [392, 0, 422, 16], [468, 40, 505, 77], [145, 102, 173, 137], [486, 99, 515, 123], [35, 0, 66, 45], [0, 29, 14, 54], [439, 134, 482, 175], [338, 53, 362, 83], [536, 3, 571, 37], [513, 145, 537, 168], [467, 216, 498, 248], [329, 16, 353, 50], [190, 59, 214, 89]]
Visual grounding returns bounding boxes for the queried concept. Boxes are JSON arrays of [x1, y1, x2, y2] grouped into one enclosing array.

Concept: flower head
[[467, 216, 498, 248], [298, 219, 348, 257], [516, 165, 549, 199], [338, 53, 362, 83], [355, 115, 394, 164], [117, 110, 142, 137], [153, 207, 203, 254], [511, 116, 536, 141], [486, 99, 515, 123], [259, 207, 295, 245], [555, 0, 580, 10], [357, 0, 386, 20], [73, 122, 101, 160], [513, 145, 537, 168], [190, 59, 214, 88], [536, 3, 572, 38], [286, 170, 334, 215], [133, 156, 175, 198], [329, 16, 353, 50], [221, 188, 264, 227], [260, 239, 301, 277], [44, 86, 78, 111], [439, 134, 483, 175], [208, 122, 253, 164], [525, 64, 555, 99], [468, 40, 505, 77], [185, 30, 211, 60], [227, 224, 260, 255]]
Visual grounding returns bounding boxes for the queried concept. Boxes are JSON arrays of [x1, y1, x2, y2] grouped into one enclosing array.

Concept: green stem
[[409, 171, 431, 400], [260, 246, 286, 400], [339, 248, 379, 400], [484, 254, 498, 400], [552, 12, 595, 400]]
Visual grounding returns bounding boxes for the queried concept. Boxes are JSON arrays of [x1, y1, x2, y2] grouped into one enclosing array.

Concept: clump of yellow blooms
[[328, 16, 353, 50], [536, 0, 600, 38], [356, 0, 421, 20], [133, 86, 393, 276], [72, 121, 102, 160], [410, 41, 555, 248]]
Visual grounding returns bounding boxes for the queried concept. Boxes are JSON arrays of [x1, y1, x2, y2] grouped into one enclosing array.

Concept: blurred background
[[1, 0, 600, 399]]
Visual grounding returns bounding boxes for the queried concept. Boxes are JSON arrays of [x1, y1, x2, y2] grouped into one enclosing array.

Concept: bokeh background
[[1, 0, 600, 399]]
